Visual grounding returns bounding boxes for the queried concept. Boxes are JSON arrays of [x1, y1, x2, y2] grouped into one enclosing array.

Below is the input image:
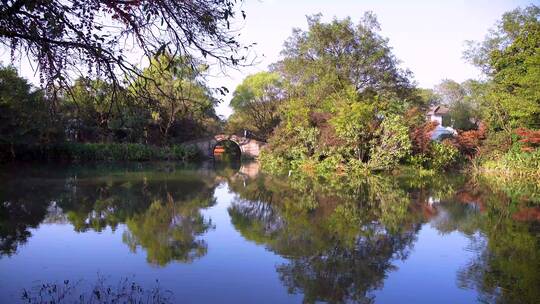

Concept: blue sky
[[1, 0, 535, 118]]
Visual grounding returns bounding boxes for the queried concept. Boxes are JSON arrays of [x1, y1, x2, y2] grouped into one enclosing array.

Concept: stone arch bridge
[[183, 134, 266, 159]]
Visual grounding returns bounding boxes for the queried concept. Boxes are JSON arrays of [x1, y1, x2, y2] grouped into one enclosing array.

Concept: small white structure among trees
[[427, 106, 457, 140]]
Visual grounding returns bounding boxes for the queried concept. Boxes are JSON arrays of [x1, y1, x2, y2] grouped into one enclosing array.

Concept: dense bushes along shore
[[1, 143, 200, 162]]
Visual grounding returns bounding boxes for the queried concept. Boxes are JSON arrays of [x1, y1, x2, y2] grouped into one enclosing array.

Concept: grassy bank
[[477, 149, 540, 178], [1, 143, 201, 162]]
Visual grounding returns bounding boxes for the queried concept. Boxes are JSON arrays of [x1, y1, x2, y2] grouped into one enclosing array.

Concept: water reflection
[[227, 176, 420, 303], [0, 162, 539, 303], [227, 172, 539, 303], [0, 162, 221, 266]]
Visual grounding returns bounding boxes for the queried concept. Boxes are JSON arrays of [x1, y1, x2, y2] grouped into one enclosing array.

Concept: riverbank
[[477, 150, 540, 178], [0, 143, 201, 162]]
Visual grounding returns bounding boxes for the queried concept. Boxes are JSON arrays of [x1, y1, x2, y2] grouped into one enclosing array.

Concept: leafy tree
[[277, 13, 415, 102], [63, 78, 133, 142], [0, 66, 60, 159], [329, 91, 375, 161], [0, 0, 248, 93], [130, 54, 220, 144], [263, 13, 418, 173], [489, 19, 540, 129], [435, 79, 466, 105], [368, 115, 412, 170], [465, 5, 540, 130], [416, 88, 441, 107], [227, 71, 283, 140], [429, 141, 459, 170]]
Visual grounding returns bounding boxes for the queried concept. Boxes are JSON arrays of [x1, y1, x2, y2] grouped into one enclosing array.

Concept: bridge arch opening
[[213, 139, 241, 161]]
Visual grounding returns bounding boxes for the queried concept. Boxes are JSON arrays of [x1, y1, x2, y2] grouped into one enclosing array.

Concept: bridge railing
[[230, 130, 266, 143]]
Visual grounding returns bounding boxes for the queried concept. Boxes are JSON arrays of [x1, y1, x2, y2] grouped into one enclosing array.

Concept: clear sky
[[1, 0, 536, 118]]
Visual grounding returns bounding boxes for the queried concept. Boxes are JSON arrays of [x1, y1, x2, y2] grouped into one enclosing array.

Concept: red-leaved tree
[[515, 128, 540, 152], [453, 122, 487, 157], [410, 121, 438, 154]]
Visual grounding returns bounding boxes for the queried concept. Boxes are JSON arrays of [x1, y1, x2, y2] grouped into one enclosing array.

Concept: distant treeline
[[0, 55, 220, 162], [8, 143, 200, 162]]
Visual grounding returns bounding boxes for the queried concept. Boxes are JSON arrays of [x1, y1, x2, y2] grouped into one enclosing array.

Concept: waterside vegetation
[[0, 4, 538, 180], [233, 6, 540, 179]]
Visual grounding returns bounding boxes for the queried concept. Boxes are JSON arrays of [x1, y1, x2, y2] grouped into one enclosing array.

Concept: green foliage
[[227, 71, 283, 140], [1, 54, 223, 162], [489, 20, 540, 129], [433, 79, 482, 131], [429, 141, 459, 170], [130, 54, 220, 144], [230, 72, 282, 109], [330, 95, 375, 159], [0, 66, 62, 160], [259, 150, 289, 175], [278, 13, 415, 102], [16, 143, 200, 162], [465, 5, 540, 130], [314, 154, 344, 178], [482, 148, 540, 176], [261, 13, 420, 175], [368, 115, 412, 170]]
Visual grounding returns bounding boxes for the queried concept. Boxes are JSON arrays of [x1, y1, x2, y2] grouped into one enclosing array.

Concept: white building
[[427, 106, 457, 140]]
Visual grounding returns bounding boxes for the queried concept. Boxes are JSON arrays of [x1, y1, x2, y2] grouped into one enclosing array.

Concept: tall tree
[[264, 13, 417, 169], [277, 13, 415, 103], [0, 66, 59, 159], [130, 54, 219, 144], [228, 71, 283, 140], [434, 79, 481, 131], [465, 5, 540, 130]]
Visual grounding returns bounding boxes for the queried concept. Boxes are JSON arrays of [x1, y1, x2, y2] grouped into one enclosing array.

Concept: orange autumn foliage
[[512, 207, 540, 222], [410, 121, 438, 154], [514, 128, 540, 152], [453, 123, 487, 157]]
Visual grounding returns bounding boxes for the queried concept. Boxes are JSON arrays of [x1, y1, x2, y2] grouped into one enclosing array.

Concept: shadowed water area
[[0, 162, 539, 303]]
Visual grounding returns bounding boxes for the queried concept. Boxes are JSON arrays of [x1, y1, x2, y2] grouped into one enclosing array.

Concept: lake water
[[0, 162, 538, 303]]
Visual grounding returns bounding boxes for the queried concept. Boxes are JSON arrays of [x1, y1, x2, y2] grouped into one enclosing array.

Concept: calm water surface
[[0, 162, 538, 303]]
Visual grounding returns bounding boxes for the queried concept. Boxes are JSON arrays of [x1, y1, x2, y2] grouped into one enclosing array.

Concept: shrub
[[429, 141, 459, 170], [410, 121, 438, 154], [315, 154, 344, 177], [483, 148, 540, 175], [368, 115, 412, 170], [259, 150, 288, 175], [515, 128, 540, 152], [406, 153, 430, 169], [453, 123, 487, 157], [346, 158, 370, 178], [2, 143, 201, 162]]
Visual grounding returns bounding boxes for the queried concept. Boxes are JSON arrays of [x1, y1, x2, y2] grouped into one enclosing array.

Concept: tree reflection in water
[[227, 175, 421, 303], [0, 163, 218, 266], [0, 162, 538, 302], [227, 172, 540, 304], [123, 195, 216, 266], [0, 176, 66, 256]]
